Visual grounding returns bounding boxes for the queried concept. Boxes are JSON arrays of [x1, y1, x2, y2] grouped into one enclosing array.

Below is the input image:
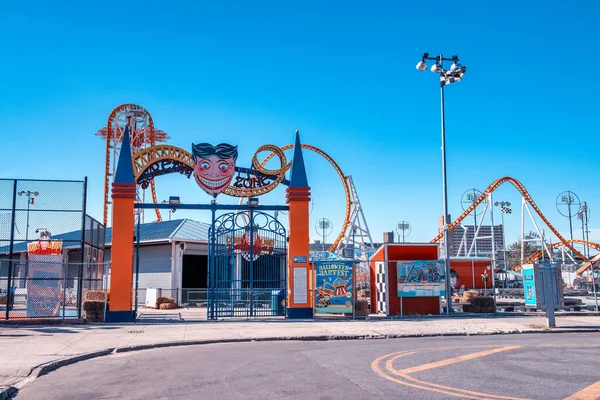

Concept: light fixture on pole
[[160, 200, 176, 221], [416, 52, 467, 314], [494, 201, 512, 288], [396, 221, 411, 243], [577, 202, 591, 258], [17, 190, 39, 242], [315, 218, 333, 252], [556, 191, 580, 250]]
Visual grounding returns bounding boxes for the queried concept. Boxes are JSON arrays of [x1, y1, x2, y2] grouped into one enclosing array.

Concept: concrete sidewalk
[[1, 312, 599, 399]]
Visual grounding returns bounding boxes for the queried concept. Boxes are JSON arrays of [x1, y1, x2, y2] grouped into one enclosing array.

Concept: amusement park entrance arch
[[106, 122, 314, 322]]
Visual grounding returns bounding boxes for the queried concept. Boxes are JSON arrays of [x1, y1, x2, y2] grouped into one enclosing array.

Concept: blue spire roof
[[290, 130, 309, 187], [114, 126, 135, 184]]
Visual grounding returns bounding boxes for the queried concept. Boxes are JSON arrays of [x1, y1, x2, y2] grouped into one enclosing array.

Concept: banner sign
[[397, 260, 446, 297], [226, 231, 274, 261], [26, 231, 63, 317], [315, 260, 353, 313]]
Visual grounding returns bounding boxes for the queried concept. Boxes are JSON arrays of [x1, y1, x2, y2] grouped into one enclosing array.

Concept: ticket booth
[[369, 243, 441, 316]]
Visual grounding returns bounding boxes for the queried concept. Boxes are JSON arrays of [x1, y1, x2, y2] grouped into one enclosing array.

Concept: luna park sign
[[133, 142, 291, 198]]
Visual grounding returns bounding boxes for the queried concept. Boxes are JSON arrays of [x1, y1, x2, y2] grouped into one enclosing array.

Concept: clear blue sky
[[1, 1, 598, 250]]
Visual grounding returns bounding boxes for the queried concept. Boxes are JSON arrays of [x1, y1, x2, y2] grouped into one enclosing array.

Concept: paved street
[[15, 333, 600, 400]]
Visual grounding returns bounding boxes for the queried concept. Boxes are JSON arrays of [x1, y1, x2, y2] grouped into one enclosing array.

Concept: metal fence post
[[6, 180, 17, 320], [77, 177, 88, 319]]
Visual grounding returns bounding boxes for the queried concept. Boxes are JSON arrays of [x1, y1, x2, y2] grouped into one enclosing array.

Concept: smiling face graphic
[[191, 143, 238, 196], [194, 155, 236, 195]]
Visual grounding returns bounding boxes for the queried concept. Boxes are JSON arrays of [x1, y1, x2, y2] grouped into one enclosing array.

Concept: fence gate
[[208, 210, 287, 319]]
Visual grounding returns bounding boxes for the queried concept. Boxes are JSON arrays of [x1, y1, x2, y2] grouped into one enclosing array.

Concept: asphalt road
[[15, 333, 600, 400]]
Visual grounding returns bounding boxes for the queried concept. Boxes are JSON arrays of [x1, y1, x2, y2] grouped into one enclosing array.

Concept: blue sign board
[[397, 260, 446, 297], [522, 264, 537, 307]]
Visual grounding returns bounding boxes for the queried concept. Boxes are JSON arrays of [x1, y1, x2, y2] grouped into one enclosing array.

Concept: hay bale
[[155, 297, 175, 309], [461, 290, 478, 303], [85, 311, 104, 322], [84, 290, 106, 301], [83, 300, 105, 313], [159, 302, 176, 310], [470, 296, 495, 313]]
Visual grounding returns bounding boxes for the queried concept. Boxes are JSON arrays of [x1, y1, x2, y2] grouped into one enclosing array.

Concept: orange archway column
[[286, 131, 313, 319], [106, 126, 136, 322]]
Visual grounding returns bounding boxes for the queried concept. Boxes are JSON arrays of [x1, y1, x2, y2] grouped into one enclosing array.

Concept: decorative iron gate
[[208, 210, 287, 319]]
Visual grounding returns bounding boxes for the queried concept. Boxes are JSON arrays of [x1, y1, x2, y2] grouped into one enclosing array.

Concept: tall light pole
[[17, 190, 39, 243], [315, 218, 332, 252], [556, 191, 580, 253], [494, 201, 511, 287], [577, 202, 590, 258], [416, 53, 466, 314]]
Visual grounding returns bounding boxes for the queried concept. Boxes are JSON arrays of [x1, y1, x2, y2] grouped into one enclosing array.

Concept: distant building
[[438, 215, 506, 265]]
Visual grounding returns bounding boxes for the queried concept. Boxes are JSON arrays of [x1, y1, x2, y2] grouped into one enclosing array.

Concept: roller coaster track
[[527, 240, 600, 262], [430, 176, 587, 261], [261, 144, 351, 253]]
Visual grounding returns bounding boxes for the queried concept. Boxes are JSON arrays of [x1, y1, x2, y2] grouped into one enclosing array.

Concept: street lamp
[[315, 218, 332, 251], [160, 200, 176, 221], [494, 201, 512, 288], [577, 202, 590, 258], [17, 190, 39, 242], [416, 52, 467, 314], [556, 191, 580, 249]]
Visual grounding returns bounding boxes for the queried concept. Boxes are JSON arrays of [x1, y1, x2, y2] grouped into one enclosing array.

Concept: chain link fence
[[0, 178, 107, 320], [0, 260, 108, 319]]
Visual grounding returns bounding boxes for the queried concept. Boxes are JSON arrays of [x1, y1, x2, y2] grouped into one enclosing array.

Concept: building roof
[[0, 218, 210, 255], [113, 218, 210, 244]]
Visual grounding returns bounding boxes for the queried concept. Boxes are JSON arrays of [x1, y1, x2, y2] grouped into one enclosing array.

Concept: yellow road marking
[[384, 350, 528, 400], [398, 370, 529, 400], [564, 380, 600, 400], [396, 345, 521, 374], [371, 352, 495, 400], [372, 344, 600, 399]]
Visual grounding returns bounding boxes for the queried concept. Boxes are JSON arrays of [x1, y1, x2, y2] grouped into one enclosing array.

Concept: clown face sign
[[191, 143, 238, 196]]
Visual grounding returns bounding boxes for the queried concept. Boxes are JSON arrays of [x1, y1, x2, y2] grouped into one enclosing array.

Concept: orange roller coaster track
[[97, 104, 170, 226], [527, 240, 600, 262], [261, 144, 351, 253], [430, 176, 587, 261]]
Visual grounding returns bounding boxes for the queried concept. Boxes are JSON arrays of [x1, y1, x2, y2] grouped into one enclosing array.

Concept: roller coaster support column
[[286, 131, 313, 319], [107, 126, 136, 322], [416, 53, 467, 314]]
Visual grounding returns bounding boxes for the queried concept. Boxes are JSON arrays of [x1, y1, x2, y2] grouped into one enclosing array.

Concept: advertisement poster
[[522, 264, 537, 307], [26, 231, 63, 317], [315, 260, 353, 313], [397, 260, 446, 297]]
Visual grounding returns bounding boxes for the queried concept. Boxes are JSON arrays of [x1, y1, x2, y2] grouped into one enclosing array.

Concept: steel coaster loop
[[251, 144, 291, 176]]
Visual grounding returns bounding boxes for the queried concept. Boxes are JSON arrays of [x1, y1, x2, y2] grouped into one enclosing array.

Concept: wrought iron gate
[[208, 210, 287, 319]]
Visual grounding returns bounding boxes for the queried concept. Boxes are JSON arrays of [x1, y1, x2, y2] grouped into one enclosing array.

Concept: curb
[[1, 327, 599, 398]]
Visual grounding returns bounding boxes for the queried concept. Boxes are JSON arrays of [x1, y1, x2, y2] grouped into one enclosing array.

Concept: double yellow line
[[371, 344, 600, 399]]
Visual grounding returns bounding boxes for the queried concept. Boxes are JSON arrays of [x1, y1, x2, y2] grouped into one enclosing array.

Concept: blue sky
[[0, 1, 598, 250]]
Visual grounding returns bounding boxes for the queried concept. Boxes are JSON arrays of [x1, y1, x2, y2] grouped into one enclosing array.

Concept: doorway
[[182, 255, 208, 306]]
